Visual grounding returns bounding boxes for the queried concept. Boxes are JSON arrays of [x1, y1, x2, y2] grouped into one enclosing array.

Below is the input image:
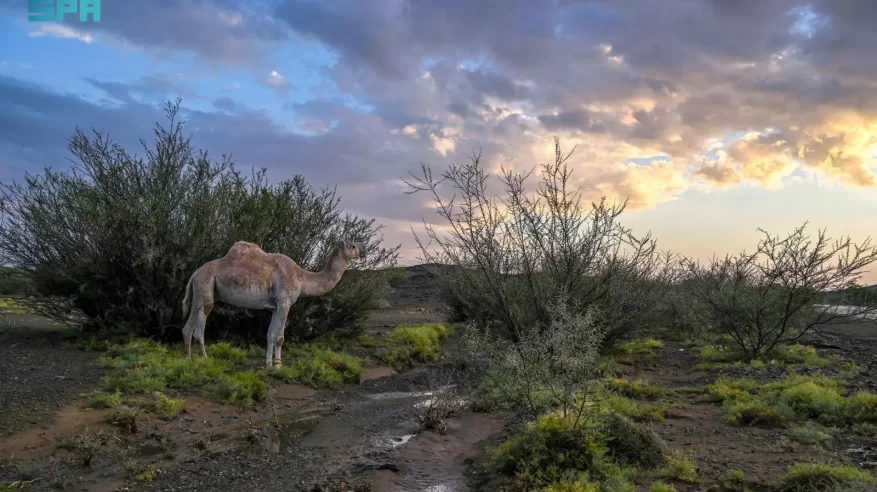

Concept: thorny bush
[[464, 296, 605, 424], [405, 137, 678, 348], [682, 223, 877, 357]]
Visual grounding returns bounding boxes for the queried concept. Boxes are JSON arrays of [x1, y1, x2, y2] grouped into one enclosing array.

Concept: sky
[[1, 0, 876, 283]]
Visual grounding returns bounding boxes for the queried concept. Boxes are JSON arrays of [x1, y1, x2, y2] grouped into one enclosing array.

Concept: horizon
[[1, 1, 876, 284]]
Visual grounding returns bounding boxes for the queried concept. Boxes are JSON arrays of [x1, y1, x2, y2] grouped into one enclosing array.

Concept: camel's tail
[[182, 271, 195, 317]]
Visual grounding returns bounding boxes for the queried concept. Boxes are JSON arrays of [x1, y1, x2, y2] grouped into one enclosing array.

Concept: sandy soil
[[0, 315, 104, 437], [1, 267, 876, 491]]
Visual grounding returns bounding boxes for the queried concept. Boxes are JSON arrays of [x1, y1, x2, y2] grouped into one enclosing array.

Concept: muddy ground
[[1, 266, 876, 491]]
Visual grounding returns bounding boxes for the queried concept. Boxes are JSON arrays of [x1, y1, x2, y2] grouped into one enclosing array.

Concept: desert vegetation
[[0, 106, 876, 491], [0, 99, 399, 343]]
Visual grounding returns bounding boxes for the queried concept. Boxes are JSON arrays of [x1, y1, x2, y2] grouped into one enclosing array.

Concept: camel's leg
[[273, 306, 291, 369], [182, 315, 196, 359], [265, 304, 290, 370], [182, 295, 199, 359], [195, 301, 214, 359]]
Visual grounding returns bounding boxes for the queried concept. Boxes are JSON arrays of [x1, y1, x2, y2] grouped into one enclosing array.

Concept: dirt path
[[0, 315, 104, 437], [115, 363, 501, 492], [0, 266, 510, 492]]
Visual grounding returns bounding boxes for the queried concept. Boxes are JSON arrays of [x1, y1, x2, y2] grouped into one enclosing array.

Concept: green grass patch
[[150, 392, 184, 419], [706, 374, 877, 429], [355, 334, 381, 348], [0, 297, 28, 314], [96, 339, 266, 406], [788, 424, 834, 446], [599, 394, 668, 422], [470, 371, 670, 421], [205, 342, 247, 363], [846, 392, 877, 422], [617, 338, 664, 357], [776, 462, 877, 491], [85, 390, 122, 409], [851, 422, 877, 436], [204, 371, 268, 406], [650, 482, 677, 492], [487, 412, 659, 491], [657, 450, 698, 483], [271, 345, 363, 389], [698, 344, 843, 372], [376, 323, 452, 371], [602, 378, 668, 401], [704, 377, 759, 403], [135, 466, 159, 482]]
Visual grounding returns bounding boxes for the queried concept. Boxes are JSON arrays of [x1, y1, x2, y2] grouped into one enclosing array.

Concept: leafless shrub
[[405, 137, 678, 348], [104, 405, 144, 434], [683, 223, 877, 357], [56, 428, 108, 467], [411, 381, 461, 435]]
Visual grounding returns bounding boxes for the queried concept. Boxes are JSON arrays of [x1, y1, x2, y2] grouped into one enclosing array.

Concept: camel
[[181, 239, 367, 370]]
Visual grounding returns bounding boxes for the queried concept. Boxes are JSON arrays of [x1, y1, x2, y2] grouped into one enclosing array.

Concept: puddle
[[364, 412, 508, 492], [360, 366, 396, 382], [383, 433, 415, 449], [365, 385, 457, 401], [269, 406, 334, 451], [413, 397, 468, 409], [365, 390, 434, 400]]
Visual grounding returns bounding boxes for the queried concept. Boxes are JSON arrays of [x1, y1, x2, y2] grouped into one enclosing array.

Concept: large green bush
[[0, 99, 399, 341]]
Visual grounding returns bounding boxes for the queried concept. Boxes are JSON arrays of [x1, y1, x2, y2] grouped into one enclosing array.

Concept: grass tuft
[[206, 342, 247, 363], [776, 462, 876, 491], [617, 338, 664, 357], [272, 345, 363, 389], [105, 405, 144, 434], [135, 466, 160, 482], [0, 297, 28, 314], [150, 392, 184, 419], [85, 390, 122, 409], [603, 378, 668, 401], [376, 323, 452, 371], [204, 371, 268, 407], [788, 425, 834, 446], [657, 450, 698, 483]]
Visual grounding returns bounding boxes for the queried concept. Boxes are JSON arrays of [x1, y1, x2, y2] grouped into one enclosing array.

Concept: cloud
[[692, 154, 741, 188], [3, 0, 877, 247], [538, 109, 605, 133], [84, 74, 199, 104], [29, 24, 95, 44], [262, 70, 292, 93]]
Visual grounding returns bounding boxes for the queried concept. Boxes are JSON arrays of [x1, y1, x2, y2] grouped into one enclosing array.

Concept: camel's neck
[[298, 249, 348, 297]]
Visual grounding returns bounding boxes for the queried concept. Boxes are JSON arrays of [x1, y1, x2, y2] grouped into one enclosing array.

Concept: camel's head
[[336, 239, 367, 261]]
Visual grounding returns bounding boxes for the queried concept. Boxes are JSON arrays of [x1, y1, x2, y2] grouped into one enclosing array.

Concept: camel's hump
[[225, 241, 267, 260]]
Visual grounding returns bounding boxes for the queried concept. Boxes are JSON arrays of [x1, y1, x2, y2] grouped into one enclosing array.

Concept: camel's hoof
[[272, 361, 283, 370]]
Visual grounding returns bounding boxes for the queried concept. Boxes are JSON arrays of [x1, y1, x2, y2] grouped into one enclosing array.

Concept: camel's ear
[[335, 239, 345, 250]]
